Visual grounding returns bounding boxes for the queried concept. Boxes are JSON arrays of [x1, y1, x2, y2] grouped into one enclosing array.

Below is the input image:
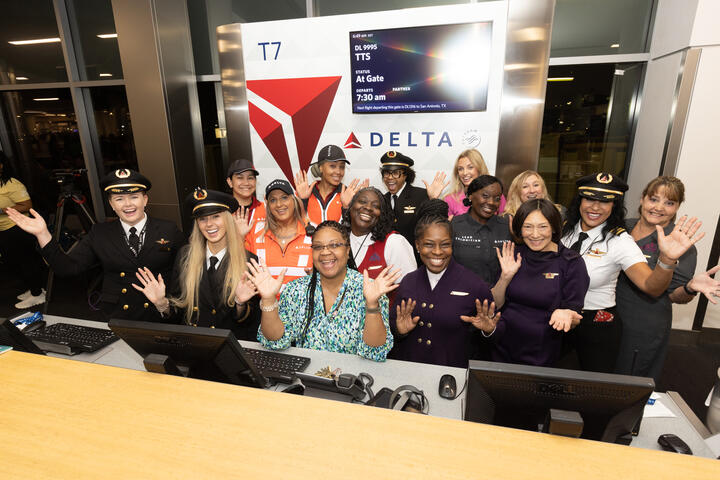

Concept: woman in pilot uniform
[[559, 172, 704, 373], [389, 200, 493, 368], [6, 168, 185, 322], [132, 188, 261, 340]]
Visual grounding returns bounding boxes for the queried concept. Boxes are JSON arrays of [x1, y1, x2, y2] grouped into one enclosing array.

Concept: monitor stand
[[143, 353, 189, 377]]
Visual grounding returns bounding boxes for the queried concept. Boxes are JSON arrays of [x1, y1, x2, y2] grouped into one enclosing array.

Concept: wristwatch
[[683, 283, 698, 296], [657, 258, 678, 270]]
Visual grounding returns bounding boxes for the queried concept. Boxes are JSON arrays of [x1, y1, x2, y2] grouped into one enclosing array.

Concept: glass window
[[66, 0, 123, 80], [314, 0, 469, 16], [189, 0, 307, 76], [550, 0, 654, 57], [539, 63, 644, 206], [0, 0, 67, 84], [197, 81, 225, 191], [0, 88, 93, 215], [88, 86, 137, 174]]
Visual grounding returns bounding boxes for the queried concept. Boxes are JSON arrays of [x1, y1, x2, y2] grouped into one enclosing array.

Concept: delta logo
[[343, 131, 455, 149], [247, 76, 341, 184]]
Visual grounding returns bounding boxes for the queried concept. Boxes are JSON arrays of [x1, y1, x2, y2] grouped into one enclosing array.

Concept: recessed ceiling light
[[16, 76, 29, 80], [547, 77, 574, 82], [9, 37, 61, 45], [611, 43, 620, 48], [99, 73, 113, 77], [33, 98, 60, 101], [97, 33, 118, 39]]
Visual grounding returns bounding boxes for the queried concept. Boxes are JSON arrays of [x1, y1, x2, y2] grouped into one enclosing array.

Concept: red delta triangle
[[344, 132, 362, 149], [247, 102, 294, 184], [247, 76, 341, 172]]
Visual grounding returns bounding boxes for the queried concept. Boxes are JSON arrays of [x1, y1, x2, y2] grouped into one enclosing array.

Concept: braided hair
[[414, 198, 452, 241], [298, 221, 356, 346]]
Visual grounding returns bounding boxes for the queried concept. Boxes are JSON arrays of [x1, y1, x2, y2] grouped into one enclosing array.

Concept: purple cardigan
[[491, 244, 589, 367], [389, 259, 492, 368]]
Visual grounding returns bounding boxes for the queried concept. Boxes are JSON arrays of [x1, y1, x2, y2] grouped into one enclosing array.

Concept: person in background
[[473, 199, 589, 367], [503, 170, 566, 218], [560, 173, 704, 373], [294, 145, 368, 225], [615, 176, 720, 380], [451, 175, 512, 285], [249, 221, 398, 361], [226, 158, 266, 235], [132, 188, 260, 339], [390, 199, 493, 367], [443, 149, 505, 217], [244, 179, 312, 288], [379, 150, 449, 251], [342, 187, 417, 282], [7, 169, 185, 321], [0, 154, 47, 309]]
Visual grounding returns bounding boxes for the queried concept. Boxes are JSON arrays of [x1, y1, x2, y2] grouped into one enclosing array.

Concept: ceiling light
[[9, 37, 61, 45], [97, 33, 118, 39], [16, 76, 29, 80], [33, 98, 60, 101], [611, 43, 620, 48], [547, 77, 574, 82], [99, 73, 113, 77]]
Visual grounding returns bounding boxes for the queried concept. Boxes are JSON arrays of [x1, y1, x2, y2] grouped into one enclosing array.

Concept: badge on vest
[[450, 291, 469, 296], [367, 265, 383, 270], [543, 273, 559, 279], [587, 248, 607, 257], [403, 206, 416, 214]]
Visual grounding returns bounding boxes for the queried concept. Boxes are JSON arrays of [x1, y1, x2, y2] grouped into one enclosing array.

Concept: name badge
[[403, 207, 416, 213], [450, 291, 469, 296], [587, 248, 607, 257], [368, 265, 383, 270], [543, 273, 559, 279]]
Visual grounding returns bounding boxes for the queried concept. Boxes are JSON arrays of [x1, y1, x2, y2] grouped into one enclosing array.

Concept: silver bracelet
[[259, 300, 279, 312], [657, 258, 678, 270]]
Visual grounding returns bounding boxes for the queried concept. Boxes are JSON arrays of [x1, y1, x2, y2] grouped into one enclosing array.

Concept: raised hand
[[132, 267, 167, 306], [395, 299, 420, 334], [294, 169, 314, 200], [5, 207, 51, 243], [423, 171, 450, 199], [548, 309, 582, 332], [233, 206, 252, 239], [234, 275, 258, 304], [245, 258, 285, 300], [496, 241, 522, 280], [460, 299, 500, 334], [687, 264, 720, 304], [657, 216, 705, 262], [363, 265, 401, 305], [340, 178, 368, 208]]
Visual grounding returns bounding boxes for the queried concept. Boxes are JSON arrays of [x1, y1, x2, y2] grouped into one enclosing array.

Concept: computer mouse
[[657, 434, 692, 455], [438, 374, 457, 400]]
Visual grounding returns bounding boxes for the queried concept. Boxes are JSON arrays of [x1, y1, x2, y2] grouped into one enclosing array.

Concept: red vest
[[357, 235, 389, 279]]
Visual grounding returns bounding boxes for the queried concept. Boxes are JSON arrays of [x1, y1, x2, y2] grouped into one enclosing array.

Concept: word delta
[[369, 131, 453, 148]]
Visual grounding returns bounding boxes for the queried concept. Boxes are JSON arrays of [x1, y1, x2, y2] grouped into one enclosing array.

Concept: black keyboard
[[243, 348, 311, 383], [26, 323, 119, 355]]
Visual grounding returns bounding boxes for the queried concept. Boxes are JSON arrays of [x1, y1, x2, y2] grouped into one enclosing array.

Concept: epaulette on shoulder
[[610, 227, 625, 235]]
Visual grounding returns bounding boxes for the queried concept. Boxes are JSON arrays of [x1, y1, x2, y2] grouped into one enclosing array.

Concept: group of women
[[4, 144, 720, 382]]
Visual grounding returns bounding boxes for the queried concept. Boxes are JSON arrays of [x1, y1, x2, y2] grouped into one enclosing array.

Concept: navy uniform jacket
[[389, 259, 493, 368], [168, 246, 261, 341], [384, 184, 428, 249], [41, 217, 186, 321]]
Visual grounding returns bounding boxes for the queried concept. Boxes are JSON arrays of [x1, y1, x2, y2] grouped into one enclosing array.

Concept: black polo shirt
[[450, 213, 512, 286]]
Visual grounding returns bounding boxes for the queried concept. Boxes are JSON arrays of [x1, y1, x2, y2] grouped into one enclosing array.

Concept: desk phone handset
[[294, 372, 367, 401]]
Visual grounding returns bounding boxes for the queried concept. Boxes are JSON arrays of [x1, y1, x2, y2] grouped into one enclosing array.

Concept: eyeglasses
[[381, 169, 404, 179], [310, 242, 349, 252]]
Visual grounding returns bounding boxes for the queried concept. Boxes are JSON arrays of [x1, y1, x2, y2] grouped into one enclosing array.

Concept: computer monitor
[[108, 319, 268, 388], [0, 317, 45, 355], [464, 360, 654, 444]]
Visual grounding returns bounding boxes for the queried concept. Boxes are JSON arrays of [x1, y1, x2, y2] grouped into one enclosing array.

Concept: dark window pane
[[539, 63, 643, 206], [551, 0, 654, 56], [88, 86, 137, 174], [0, 0, 67, 84], [0, 88, 93, 216], [66, 0, 123, 80], [197, 81, 224, 191], [188, 0, 307, 75]]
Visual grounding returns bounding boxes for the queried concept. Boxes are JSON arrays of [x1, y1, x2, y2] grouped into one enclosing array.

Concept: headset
[[389, 385, 429, 414]]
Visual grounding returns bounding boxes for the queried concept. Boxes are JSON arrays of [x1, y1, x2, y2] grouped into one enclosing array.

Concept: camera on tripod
[[50, 168, 87, 186]]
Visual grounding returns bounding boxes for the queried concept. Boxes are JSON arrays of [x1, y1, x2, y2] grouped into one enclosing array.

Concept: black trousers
[[0, 225, 46, 295], [570, 307, 623, 374]]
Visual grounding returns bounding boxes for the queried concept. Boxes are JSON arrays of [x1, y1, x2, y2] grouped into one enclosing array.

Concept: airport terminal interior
[[2, 0, 720, 467]]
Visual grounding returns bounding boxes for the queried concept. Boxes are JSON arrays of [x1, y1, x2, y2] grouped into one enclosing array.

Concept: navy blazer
[[384, 184, 429, 249]]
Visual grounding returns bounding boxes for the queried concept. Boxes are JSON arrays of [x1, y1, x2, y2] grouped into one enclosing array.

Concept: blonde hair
[[446, 149, 489, 199], [504, 170, 552, 216], [264, 193, 306, 236], [170, 210, 247, 324]]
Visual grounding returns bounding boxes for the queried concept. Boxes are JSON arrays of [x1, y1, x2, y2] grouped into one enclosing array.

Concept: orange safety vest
[[245, 220, 312, 286], [306, 184, 343, 226]]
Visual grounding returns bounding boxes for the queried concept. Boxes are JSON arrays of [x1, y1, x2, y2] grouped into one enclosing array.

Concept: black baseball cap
[[226, 158, 259, 178], [265, 179, 294, 197], [316, 145, 349, 165]]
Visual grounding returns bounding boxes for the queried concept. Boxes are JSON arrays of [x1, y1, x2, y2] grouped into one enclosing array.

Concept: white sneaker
[[15, 290, 46, 309], [17, 289, 32, 301]]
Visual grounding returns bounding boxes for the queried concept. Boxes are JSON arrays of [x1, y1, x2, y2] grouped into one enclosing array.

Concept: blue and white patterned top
[[258, 268, 393, 361]]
